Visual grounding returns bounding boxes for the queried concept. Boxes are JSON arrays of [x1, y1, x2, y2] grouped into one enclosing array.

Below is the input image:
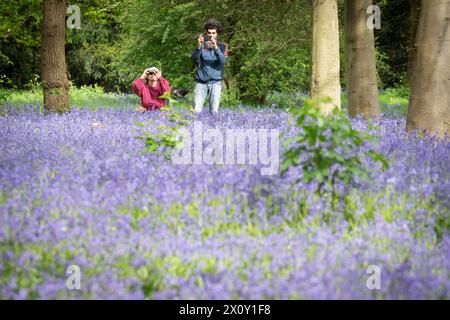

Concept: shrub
[[282, 97, 389, 204]]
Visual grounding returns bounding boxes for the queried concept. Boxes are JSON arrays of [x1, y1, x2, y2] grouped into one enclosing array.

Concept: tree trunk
[[310, 0, 341, 113], [406, 0, 450, 138], [41, 0, 70, 113], [408, 0, 421, 85], [345, 0, 380, 118]]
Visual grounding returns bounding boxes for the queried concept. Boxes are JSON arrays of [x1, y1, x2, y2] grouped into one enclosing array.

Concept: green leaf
[[159, 91, 171, 100]]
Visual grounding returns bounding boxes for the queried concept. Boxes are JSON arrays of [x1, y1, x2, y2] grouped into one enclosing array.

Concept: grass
[[1, 84, 410, 115], [340, 86, 409, 116], [0, 84, 140, 111], [378, 87, 410, 116], [267, 86, 410, 116]]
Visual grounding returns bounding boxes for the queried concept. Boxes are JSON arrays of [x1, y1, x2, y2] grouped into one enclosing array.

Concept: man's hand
[[197, 34, 204, 49], [156, 70, 162, 79], [210, 37, 218, 49]]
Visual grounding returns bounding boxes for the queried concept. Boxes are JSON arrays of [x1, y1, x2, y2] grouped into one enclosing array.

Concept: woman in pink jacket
[[131, 67, 171, 112]]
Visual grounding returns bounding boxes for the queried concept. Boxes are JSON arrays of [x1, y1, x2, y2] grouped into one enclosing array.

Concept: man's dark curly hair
[[203, 19, 223, 33]]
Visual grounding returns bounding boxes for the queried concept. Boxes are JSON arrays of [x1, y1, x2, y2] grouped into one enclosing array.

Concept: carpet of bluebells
[[0, 100, 449, 300]]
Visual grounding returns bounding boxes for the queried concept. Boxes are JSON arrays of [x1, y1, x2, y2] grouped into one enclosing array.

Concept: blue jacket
[[191, 42, 228, 83]]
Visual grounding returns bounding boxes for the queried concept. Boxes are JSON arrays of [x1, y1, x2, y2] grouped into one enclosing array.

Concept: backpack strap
[[219, 42, 228, 58]]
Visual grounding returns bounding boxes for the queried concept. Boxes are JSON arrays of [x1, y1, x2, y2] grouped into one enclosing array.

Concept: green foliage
[[113, 1, 201, 92], [379, 85, 410, 116], [65, 0, 124, 91], [373, 0, 412, 88], [135, 93, 194, 160], [267, 91, 306, 110], [1, 0, 415, 107], [0, 0, 42, 88], [282, 97, 389, 200], [0, 76, 11, 106], [115, 0, 312, 105], [0, 0, 125, 91]]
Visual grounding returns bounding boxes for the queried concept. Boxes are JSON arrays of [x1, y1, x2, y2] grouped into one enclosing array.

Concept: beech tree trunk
[[310, 0, 341, 113], [345, 0, 380, 118], [41, 0, 70, 113], [407, 0, 421, 85], [406, 0, 450, 138]]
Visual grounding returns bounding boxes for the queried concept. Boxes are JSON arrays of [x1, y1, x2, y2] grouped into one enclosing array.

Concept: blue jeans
[[193, 81, 222, 114]]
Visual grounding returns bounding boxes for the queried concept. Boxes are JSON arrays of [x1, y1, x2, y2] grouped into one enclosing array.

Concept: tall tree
[[408, 0, 421, 85], [41, 0, 70, 113], [406, 0, 450, 138], [310, 0, 341, 113], [345, 0, 380, 118]]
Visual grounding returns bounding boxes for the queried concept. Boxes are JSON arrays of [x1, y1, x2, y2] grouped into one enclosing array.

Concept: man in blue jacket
[[191, 19, 228, 115]]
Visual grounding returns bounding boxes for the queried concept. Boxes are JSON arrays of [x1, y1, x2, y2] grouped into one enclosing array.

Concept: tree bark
[[406, 0, 450, 138], [345, 0, 380, 118], [41, 0, 70, 113], [408, 0, 421, 85], [310, 0, 341, 113]]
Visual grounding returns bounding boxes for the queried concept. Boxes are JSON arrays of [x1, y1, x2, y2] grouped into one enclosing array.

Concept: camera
[[203, 33, 212, 42], [203, 33, 215, 48], [145, 68, 158, 76]]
